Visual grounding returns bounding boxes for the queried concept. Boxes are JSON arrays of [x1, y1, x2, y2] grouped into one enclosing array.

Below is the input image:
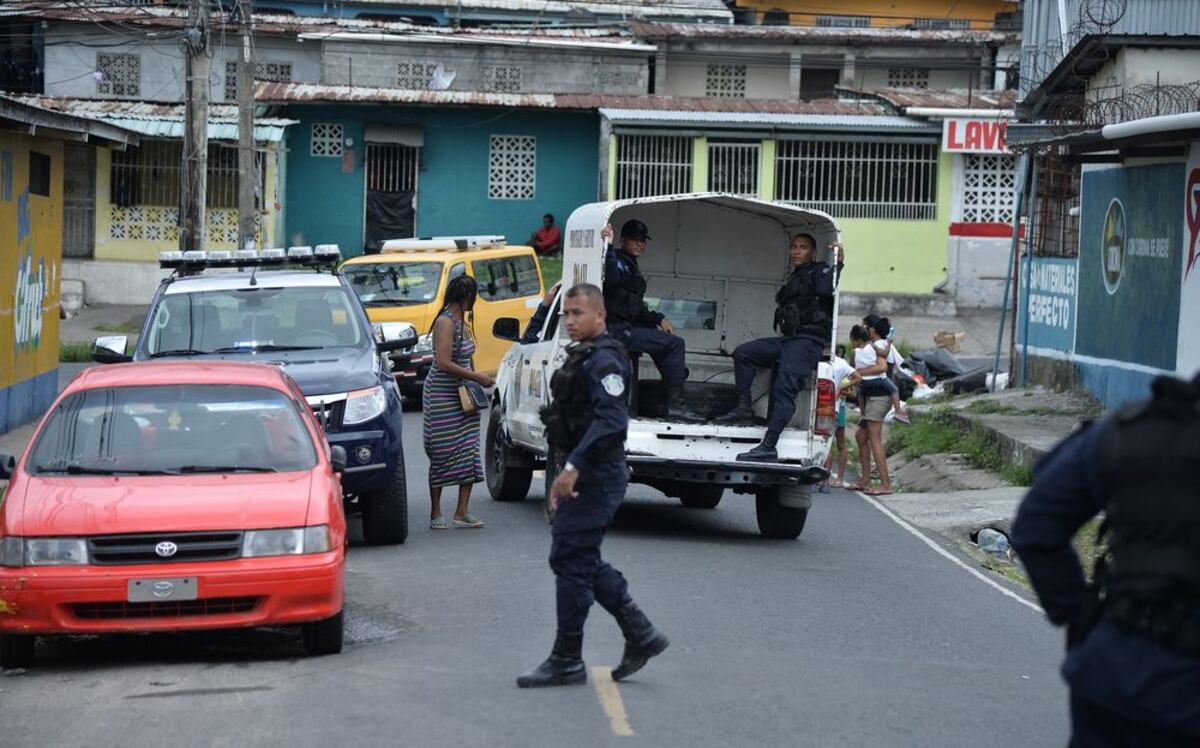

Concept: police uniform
[[517, 331, 669, 688], [719, 257, 841, 461], [1011, 374, 1200, 744], [520, 298, 552, 344]]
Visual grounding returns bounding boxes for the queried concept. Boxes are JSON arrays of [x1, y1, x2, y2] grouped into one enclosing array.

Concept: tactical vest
[[605, 252, 648, 324], [539, 336, 627, 463], [774, 264, 833, 339]]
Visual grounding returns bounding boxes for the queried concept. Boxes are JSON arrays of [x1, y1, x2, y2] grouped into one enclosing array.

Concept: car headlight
[[343, 385, 387, 425], [24, 538, 88, 566], [0, 536, 25, 567], [242, 525, 332, 558]]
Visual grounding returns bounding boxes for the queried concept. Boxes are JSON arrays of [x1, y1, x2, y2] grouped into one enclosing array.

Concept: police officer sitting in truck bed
[[600, 219, 701, 422]]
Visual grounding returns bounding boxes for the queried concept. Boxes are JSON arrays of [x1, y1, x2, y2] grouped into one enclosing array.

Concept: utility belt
[[1104, 596, 1200, 658], [774, 304, 826, 338]]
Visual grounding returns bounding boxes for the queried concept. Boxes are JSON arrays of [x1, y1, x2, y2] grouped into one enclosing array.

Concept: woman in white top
[[847, 325, 893, 495]]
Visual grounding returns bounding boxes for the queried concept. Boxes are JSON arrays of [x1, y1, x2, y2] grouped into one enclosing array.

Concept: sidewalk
[[60, 303, 146, 344], [838, 306, 1010, 364]]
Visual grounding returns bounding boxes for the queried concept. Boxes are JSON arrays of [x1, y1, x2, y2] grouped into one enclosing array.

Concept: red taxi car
[[0, 361, 348, 668]]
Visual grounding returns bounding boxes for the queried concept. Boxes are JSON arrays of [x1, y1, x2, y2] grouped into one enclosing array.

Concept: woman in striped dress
[[423, 275, 493, 530]]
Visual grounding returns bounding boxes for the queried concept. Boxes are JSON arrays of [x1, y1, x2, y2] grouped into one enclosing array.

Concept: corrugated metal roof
[[11, 97, 296, 142], [599, 109, 935, 131], [630, 21, 1017, 44], [338, 0, 729, 14], [842, 87, 1017, 111], [306, 30, 655, 52]]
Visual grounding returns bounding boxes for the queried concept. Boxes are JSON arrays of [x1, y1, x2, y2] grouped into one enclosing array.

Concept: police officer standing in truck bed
[[517, 283, 670, 688], [716, 234, 844, 462]]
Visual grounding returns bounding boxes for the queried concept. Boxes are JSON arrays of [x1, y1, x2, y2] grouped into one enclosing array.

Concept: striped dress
[[422, 312, 484, 488]]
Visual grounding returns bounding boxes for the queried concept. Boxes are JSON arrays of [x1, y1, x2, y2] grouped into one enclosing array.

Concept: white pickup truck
[[484, 194, 841, 539]]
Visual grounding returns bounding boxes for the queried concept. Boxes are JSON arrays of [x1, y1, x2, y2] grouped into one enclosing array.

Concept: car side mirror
[[377, 333, 416, 353], [0, 453, 14, 480], [91, 335, 132, 364], [329, 445, 348, 473], [492, 317, 520, 342]]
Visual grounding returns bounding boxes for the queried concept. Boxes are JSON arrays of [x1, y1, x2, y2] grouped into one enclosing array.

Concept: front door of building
[[364, 141, 419, 253], [62, 144, 96, 258]]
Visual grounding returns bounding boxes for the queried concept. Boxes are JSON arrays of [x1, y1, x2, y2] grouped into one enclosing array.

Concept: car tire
[[0, 634, 35, 669], [486, 405, 533, 502], [361, 460, 409, 545], [679, 485, 724, 509], [755, 487, 809, 539], [302, 610, 345, 656]]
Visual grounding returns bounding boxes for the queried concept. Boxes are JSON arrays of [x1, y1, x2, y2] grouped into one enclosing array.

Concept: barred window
[[96, 53, 140, 97], [817, 15, 870, 27], [707, 141, 759, 197], [962, 154, 1017, 224], [483, 65, 522, 93], [888, 67, 930, 89], [705, 64, 746, 98], [762, 9, 789, 25], [775, 139, 939, 221], [488, 135, 536, 200], [311, 123, 343, 157], [397, 61, 440, 89], [912, 18, 970, 29], [225, 60, 293, 101], [614, 135, 692, 200], [109, 140, 256, 209]]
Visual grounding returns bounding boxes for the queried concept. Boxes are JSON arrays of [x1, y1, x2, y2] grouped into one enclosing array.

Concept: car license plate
[[127, 577, 198, 603]]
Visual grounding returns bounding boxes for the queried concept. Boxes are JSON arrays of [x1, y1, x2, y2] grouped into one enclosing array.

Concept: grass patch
[[963, 400, 1080, 417], [886, 408, 1035, 487], [60, 342, 92, 362], [538, 256, 563, 287], [94, 321, 140, 334]]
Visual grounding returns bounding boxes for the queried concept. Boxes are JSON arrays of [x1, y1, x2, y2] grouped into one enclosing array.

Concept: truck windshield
[[28, 385, 318, 475], [343, 262, 444, 306], [145, 286, 363, 355]]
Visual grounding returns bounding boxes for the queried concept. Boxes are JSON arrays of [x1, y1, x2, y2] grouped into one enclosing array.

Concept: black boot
[[667, 385, 703, 422], [737, 431, 779, 462], [714, 392, 754, 426], [516, 631, 587, 688], [611, 603, 670, 682]]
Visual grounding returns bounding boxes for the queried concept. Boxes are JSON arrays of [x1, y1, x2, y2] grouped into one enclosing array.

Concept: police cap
[[620, 219, 651, 240]]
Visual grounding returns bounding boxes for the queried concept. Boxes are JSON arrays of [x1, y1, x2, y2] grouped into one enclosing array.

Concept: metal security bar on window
[[707, 142, 759, 197], [614, 135, 692, 200], [311, 123, 343, 157], [963, 154, 1017, 224], [774, 139, 938, 221], [705, 64, 746, 98], [912, 18, 970, 29], [397, 62, 440, 89], [484, 65, 522, 93], [488, 135, 536, 200], [817, 15, 870, 27], [96, 53, 140, 97], [225, 60, 292, 101], [888, 67, 930, 89], [366, 143, 419, 192], [110, 140, 261, 210]]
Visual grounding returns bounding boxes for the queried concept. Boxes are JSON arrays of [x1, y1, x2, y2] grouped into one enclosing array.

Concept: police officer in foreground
[[715, 234, 844, 462], [1011, 374, 1200, 745], [600, 220, 701, 422], [518, 283, 670, 688]]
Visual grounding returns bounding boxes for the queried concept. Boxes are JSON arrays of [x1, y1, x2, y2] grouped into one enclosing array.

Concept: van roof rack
[[159, 245, 342, 271], [380, 236, 507, 253]]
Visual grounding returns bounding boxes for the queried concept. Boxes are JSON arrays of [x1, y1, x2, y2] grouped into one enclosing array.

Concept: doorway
[[363, 141, 419, 253], [62, 143, 96, 258]]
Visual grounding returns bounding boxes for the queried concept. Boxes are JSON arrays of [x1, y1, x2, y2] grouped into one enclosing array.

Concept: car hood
[[16, 472, 314, 536], [148, 347, 379, 396]]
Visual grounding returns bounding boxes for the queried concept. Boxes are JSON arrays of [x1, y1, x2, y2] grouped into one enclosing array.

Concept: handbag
[[450, 318, 488, 414]]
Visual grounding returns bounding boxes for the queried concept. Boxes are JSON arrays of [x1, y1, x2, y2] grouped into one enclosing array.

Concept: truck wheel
[[486, 405, 532, 502], [756, 487, 809, 539], [679, 485, 724, 509], [302, 610, 345, 656], [0, 634, 35, 669], [361, 460, 409, 545]]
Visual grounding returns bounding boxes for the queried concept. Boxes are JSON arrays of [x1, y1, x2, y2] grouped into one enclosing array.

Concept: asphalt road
[[1, 390, 1069, 746]]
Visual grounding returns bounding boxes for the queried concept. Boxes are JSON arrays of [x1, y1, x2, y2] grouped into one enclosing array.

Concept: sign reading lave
[[942, 118, 1010, 154]]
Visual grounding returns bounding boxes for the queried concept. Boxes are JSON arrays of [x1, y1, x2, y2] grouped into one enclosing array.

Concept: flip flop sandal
[[845, 483, 870, 492], [453, 514, 486, 528], [430, 517, 450, 530], [867, 488, 894, 496]]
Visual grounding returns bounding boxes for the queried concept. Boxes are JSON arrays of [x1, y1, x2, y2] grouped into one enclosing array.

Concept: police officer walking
[[716, 234, 844, 462], [1011, 374, 1200, 745], [517, 283, 670, 688], [601, 220, 700, 421]]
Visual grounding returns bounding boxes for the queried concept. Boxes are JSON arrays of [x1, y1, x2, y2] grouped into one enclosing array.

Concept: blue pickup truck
[[92, 248, 414, 544]]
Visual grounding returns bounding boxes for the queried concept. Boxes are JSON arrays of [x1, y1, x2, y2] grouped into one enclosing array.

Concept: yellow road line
[[590, 666, 634, 737]]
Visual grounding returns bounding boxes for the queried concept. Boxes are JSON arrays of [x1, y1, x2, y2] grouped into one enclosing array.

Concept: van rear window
[[645, 297, 717, 331]]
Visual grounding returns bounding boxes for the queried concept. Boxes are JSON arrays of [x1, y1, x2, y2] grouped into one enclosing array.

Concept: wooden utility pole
[[237, 0, 257, 251], [180, 0, 210, 252]]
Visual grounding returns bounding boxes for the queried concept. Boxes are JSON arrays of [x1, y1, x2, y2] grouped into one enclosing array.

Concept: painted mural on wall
[[1180, 143, 1200, 379], [1075, 163, 1184, 371], [1018, 255, 1077, 354]]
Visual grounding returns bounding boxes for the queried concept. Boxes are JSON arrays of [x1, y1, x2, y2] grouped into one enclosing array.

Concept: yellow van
[[340, 237, 545, 397]]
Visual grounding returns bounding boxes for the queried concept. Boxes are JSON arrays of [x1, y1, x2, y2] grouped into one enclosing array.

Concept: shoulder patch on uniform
[[601, 372, 626, 397]]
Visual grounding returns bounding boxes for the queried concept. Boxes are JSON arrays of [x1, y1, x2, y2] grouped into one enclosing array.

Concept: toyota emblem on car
[[155, 541, 179, 558]]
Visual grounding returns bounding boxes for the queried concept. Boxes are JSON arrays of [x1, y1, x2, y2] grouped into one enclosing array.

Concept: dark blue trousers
[[612, 323, 686, 387], [550, 528, 632, 632], [732, 335, 824, 435], [1070, 693, 1197, 747]]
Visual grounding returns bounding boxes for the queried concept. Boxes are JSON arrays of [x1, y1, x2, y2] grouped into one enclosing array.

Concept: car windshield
[[28, 385, 318, 475], [144, 286, 363, 355], [343, 262, 444, 306]]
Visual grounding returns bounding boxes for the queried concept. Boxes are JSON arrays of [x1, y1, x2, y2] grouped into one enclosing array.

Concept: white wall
[[856, 65, 982, 91], [62, 259, 170, 306], [945, 236, 1012, 307], [661, 57, 792, 99]]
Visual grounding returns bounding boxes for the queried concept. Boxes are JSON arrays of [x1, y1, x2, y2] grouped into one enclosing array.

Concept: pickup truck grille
[[73, 597, 259, 619], [87, 531, 244, 566], [310, 400, 346, 432]]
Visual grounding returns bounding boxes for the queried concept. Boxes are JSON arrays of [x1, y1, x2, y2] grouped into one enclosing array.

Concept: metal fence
[[774, 139, 939, 220], [613, 135, 693, 200], [707, 141, 760, 197], [366, 143, 419, 192], [110, 140, 260, 210]]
